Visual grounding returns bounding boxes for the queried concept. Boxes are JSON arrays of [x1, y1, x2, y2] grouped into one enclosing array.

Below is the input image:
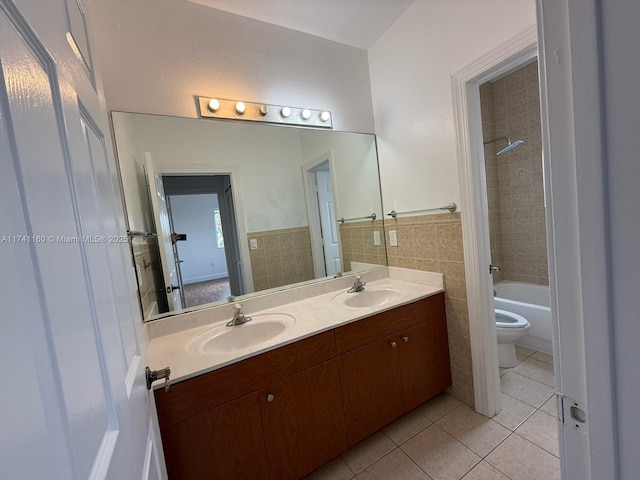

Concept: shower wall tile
[[488, 60, 548, 285]]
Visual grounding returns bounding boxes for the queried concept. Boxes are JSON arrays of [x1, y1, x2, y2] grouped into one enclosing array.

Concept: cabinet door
[[259, 359, 346, 480], [399, 320, 452, 412], [163, 392, 268, 480], [338, 334, 404, 447]]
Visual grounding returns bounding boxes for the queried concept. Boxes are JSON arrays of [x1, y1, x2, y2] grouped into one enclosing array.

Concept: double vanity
[[147, 268, 452, 480]]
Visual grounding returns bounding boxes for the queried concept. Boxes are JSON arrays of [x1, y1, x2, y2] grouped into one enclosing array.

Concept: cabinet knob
[[390, 341, 397, 348], [267, 393, 275, 403], [402, 336, 409, 343]]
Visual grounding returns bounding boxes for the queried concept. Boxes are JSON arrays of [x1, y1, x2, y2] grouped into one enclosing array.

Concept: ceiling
[[186, 0, 415, 50]]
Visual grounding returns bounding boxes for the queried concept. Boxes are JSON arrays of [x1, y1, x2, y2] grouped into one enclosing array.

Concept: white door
[[315, 169, 341, 276], [144, 153, 183, 311], [220, 182, 245, 296], [0, 1, 164, 479]]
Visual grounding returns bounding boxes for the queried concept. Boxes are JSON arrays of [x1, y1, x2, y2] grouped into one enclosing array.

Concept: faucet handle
[[234, 303, 243, 313]]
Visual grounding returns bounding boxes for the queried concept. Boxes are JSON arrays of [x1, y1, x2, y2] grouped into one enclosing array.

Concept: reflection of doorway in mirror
[[163, 175, 244, 309], [303, 156, 341, 278]]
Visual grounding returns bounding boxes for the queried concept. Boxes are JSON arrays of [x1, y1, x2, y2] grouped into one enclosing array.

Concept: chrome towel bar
[[386, 203, 457, 218]]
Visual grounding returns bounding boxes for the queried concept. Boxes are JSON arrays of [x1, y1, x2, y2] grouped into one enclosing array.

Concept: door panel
[[316, 169, 340, 276], [0, 1, 159, 479], [339, 335, 404, 446]]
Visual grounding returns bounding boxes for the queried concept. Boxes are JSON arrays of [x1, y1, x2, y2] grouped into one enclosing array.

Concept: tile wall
[[385, 212, 474, 407], [248, 226, 315, 291], [481, 60, 548, 285], [339, 219, 387, 271]]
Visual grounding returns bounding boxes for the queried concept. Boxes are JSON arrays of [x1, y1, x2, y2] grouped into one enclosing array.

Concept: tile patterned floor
[[305, 345, 560, 480]]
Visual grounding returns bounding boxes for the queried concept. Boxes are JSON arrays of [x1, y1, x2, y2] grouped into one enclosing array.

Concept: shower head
[[482, 137, 524, 156], [496, 139, 524, 156]]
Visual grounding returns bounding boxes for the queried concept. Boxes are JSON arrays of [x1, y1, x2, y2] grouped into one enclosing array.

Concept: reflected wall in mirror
[[112, 112, 387, 320]]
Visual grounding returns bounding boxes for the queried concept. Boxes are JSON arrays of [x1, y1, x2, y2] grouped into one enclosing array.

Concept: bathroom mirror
[[112, 112, 386, 321]]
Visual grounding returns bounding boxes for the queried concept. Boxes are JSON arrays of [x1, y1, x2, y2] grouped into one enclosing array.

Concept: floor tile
[[531, 351, 554, 365], [486, 434, 560, 480], [356, 449, 431, 480], [342, 432, 396, 474], [500, 371, 554, 408], [515, 410, 560, 457], [498, 367, 511, 377], [415, 393, 462, 422], [436, 405, 511, 457], [305, 456, 354, 480], [402, 425, 481, 480], [512, 357, 555, 387], [514, 345, 536, 357], [461, 461, 511, 480], [492, 393, 536, 431], [384, 408, 432, 446], [539, 394, 558, 417]]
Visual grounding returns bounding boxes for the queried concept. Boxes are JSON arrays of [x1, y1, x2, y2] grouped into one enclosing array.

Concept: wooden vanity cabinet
[[337, 293, 450, 446], [154, 293, 450, 479], [259, 359, 346, 480]]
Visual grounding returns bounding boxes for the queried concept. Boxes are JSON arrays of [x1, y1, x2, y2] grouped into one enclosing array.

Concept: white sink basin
[[333, 287, 402, 308], [187, 313, 296, 355]]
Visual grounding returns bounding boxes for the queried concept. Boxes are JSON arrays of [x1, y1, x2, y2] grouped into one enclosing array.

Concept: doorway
[[163, 175, 244, 308]]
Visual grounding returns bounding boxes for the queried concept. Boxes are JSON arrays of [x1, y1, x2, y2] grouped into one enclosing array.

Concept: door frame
[[302, 150, 340, 278], [452, 26, 538, 418], [160, 166, 254, 293]]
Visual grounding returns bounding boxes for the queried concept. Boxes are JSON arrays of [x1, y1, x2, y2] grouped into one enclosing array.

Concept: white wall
[[299, 131, 381, 221], [91, 0, 374, 133], [112, 113, 308, 233], [170, 194, 228, 284], [368, 0, 536, 213]]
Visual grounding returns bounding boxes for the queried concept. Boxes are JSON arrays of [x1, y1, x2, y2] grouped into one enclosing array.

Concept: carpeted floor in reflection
[[183, 278, 231, 307]]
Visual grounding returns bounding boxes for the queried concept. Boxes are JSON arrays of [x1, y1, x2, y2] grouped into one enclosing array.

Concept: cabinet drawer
[[334, 293, 445, 354], [155, 330, 336, 425]]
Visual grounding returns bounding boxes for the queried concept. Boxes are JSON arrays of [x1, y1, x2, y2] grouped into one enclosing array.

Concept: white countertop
[[147, 268, 444, 387]]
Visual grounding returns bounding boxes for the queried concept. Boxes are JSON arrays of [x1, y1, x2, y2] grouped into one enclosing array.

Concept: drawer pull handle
[[402, 336, 409, 343], [267, 393, 275, 403], [390, 341, 397, 348]]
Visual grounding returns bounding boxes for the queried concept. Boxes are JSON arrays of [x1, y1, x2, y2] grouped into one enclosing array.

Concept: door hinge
[[557, 393, 587, 430]]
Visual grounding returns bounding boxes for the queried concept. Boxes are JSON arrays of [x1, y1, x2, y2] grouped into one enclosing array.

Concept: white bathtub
[[493, 281, 553, 355]]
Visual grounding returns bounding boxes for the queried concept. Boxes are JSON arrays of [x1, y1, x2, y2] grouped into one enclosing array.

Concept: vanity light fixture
[[208, 98, 220, 113], [197, 96, 333, 128]]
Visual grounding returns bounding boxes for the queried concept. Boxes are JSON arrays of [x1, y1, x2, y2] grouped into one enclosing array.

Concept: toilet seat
[[495, 309, 529, 328]]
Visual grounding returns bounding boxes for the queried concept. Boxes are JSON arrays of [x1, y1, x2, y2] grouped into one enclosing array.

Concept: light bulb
[[208, 98, 220, 112], [235, 102, 246, 114], [260, 105, 269, 116], [320, 111, 331, 122], [301, 109, 311, 120], [281, 107, 291, 118]]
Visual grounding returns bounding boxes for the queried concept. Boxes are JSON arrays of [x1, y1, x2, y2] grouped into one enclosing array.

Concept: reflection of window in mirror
[[214, 210, 224, 248]]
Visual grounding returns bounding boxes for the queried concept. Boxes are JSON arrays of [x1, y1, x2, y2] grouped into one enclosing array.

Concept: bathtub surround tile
[[436, 405, 511, 457], [415, 393, 462, 423], [305, 456, 354, 480], [356, 449, 431, 480], [485, 433, 560, 480], [461, 461, 511, 480], [500, 371, 554, 408], [342, 432, 396, 474], [512, 357, 555, 388], [515, 410, 559, 457], [402, 425, 481, 480], [383, 409, 433, 446], [492, 393, 536, 431]]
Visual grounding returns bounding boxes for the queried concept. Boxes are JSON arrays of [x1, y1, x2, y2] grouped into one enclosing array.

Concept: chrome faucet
[[227, 304, 252, 327], [348, 275, 366, 293]]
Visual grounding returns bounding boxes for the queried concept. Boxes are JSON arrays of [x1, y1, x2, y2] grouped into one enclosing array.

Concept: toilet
[[495, 309, 530, 368]]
